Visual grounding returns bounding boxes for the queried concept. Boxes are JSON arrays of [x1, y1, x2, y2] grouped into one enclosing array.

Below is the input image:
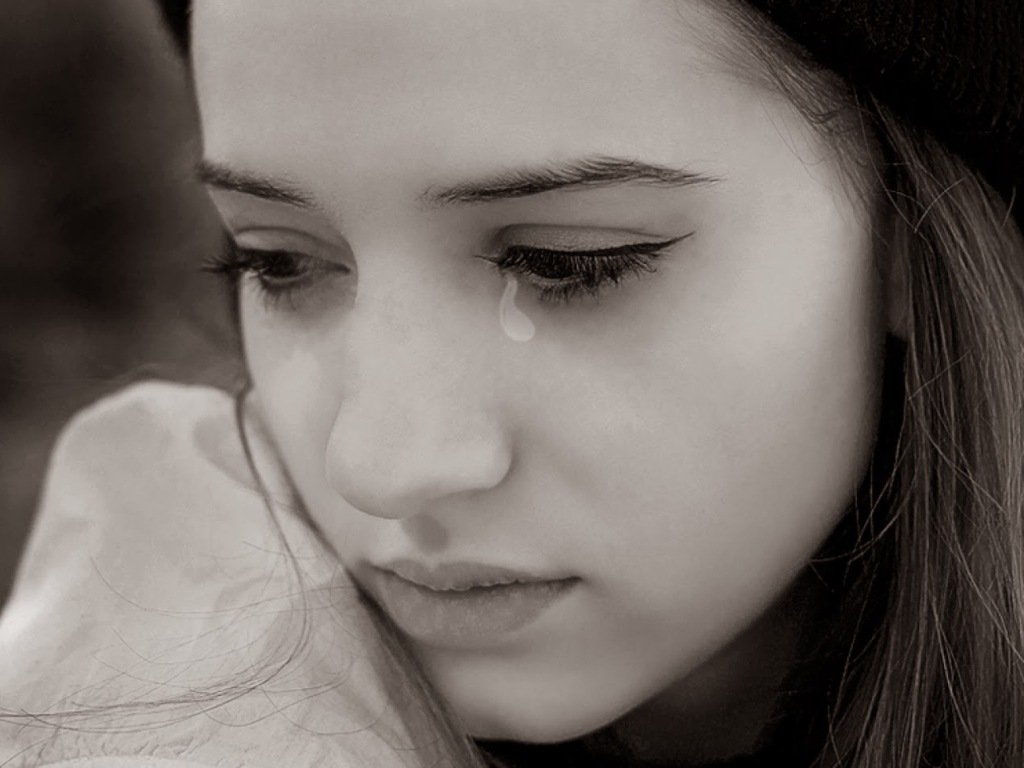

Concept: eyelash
[[475, 236, 689, 305], [202, 233, 691, 309], [202, 238, 348, 310]]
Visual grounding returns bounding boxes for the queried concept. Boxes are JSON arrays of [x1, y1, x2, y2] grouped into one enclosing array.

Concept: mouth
[[363, 560, 580, 648]]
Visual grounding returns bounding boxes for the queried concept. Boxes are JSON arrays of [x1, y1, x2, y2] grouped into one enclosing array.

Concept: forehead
[[191, 1, 753, 189]]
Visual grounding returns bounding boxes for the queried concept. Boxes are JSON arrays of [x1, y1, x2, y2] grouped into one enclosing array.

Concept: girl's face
[[194, 0, 887, 743]]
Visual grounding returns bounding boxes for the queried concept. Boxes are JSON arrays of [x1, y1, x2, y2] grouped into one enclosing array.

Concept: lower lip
[[371, 570, 578, 648]]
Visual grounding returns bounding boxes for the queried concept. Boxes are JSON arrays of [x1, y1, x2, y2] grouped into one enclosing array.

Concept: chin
[[468, 717, 603, 746], [423, 639, 657, 745], [459, 691, 630, 745]]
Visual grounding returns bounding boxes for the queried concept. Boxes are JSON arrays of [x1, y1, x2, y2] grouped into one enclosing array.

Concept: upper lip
[[371, 558, 573, 592]]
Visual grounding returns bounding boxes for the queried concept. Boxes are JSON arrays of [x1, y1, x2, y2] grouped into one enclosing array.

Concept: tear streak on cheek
[[499, 275, 536, 342]]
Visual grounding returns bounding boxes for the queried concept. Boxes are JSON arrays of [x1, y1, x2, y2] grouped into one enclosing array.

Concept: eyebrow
[[422, 156, 720, 206], [196, 155, 721, 210], [197, 159, 320, 209]]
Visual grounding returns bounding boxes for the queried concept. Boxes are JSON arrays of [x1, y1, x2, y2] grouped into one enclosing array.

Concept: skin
[[192, 0, 893, 756]]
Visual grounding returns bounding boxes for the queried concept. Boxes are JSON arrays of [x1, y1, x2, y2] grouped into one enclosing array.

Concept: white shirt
[[0, 382, 438, 768]]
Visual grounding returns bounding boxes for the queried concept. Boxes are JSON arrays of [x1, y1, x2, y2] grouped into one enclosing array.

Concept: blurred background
[[0, 0, 239, 607]]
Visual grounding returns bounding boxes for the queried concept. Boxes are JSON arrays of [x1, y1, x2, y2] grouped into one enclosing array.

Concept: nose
[[324, 280, 513, 520]]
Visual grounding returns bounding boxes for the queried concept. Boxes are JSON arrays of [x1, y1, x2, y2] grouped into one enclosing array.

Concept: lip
[[377, 558, 566, 591], [363, 560, 579, 648]]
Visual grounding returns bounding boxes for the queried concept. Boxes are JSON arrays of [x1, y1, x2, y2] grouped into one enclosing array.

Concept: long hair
[[818, 108, 1024, 767]]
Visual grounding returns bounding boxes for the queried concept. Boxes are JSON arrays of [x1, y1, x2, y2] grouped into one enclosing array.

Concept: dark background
[[0, 1, 239, 607]]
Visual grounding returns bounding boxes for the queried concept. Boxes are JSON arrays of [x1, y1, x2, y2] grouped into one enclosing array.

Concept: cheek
[[583, 247, 882, 709], [239, 292, 338, 486], [609, 308, 880, 612], [593, 208, 883, 611]]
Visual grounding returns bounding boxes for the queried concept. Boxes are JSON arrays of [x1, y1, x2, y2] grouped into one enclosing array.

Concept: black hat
[[745, 0, 1023, 216]]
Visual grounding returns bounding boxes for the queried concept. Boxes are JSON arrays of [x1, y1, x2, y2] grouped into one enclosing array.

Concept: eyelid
[[210, 187, 346, 245], [493, 224, 674, 252], [230, 226, 352, 265]]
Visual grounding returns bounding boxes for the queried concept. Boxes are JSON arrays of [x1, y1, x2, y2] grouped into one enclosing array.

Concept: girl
[[2, 1, 1023, 766]]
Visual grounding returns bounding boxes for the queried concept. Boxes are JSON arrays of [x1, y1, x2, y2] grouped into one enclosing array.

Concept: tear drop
[[499, 275, 536, 342]]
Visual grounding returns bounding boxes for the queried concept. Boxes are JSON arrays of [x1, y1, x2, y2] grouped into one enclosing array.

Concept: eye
[[477, 234, 692, 305], [202, 237, 349, 310]]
